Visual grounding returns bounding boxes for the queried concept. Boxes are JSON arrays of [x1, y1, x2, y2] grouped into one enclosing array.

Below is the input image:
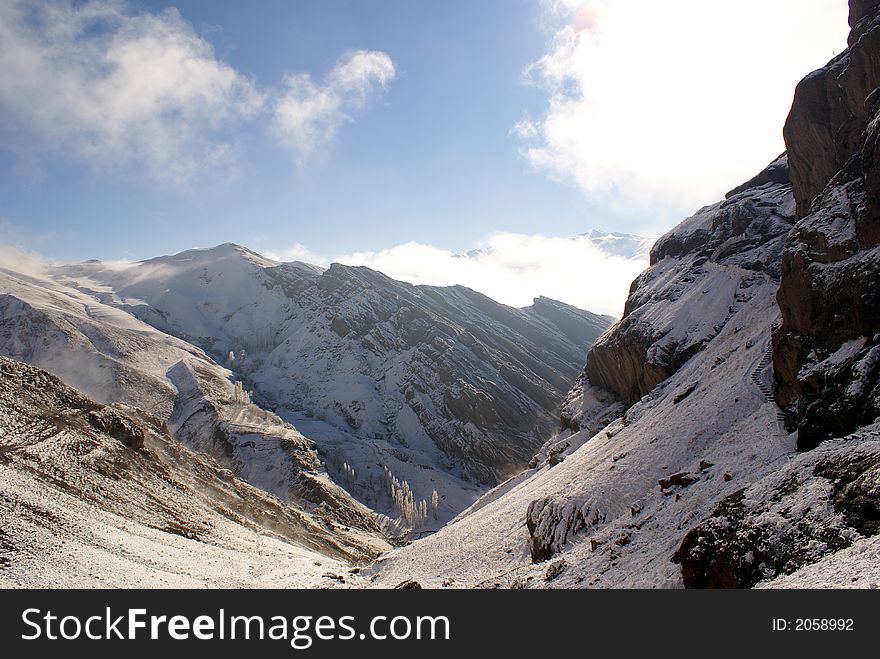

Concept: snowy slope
[[0, 356, 385, 588], [366, 274, 793, 587], [364, 153, 880, 589], [0, 263, 379, 533], [51, 246, 612, 530]]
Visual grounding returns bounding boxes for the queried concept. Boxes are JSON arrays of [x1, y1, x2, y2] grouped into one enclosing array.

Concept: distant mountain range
[[0, 244, 610, 557]]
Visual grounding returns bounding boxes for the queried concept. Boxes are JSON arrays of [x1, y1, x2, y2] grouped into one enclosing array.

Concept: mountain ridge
[[2, 242, 612, 538]]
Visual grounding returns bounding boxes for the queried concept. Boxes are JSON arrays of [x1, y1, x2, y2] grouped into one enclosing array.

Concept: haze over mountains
[[333, 229, 652, 316], [2, 0, 880, 590]]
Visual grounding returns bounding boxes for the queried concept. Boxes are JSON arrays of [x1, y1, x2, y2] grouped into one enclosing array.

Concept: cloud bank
[[0, 0, 394, 182], [333, 232, 651, 317], [517, 0, 850, 223]]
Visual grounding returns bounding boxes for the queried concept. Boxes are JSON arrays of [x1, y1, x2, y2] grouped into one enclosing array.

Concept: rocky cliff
[[774, 0, 880, 450], [582, 155, 793, 410]]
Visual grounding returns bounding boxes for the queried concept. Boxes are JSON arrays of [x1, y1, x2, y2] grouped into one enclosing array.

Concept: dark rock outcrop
[[393, 579, 423, 589], [673, 434, 880, 588], [526, 496, 605, 563], [784, 6, 880, 219], [87, 406, 146, 449], [774, 1, 880, 450]]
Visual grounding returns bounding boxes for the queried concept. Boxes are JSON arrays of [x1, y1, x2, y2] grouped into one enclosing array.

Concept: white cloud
[[333, 232, 650, 317], [0, 245, 50, 279], [263, 241, 326, 264], [520, 0, 850, 223], [0, 1, 396, 182], [0, 0, 264, 184], [272, 50, 395, 165]]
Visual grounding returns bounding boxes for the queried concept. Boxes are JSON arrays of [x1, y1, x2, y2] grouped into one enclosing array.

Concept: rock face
[[674, 427, 880, 588], [584, 155, 794, 408], [53, 246, 611, 525], [784, 4, 880, 219], [774, 2, 880, 450], [87, 406, 146, 449], [514, 157, 797, 569]]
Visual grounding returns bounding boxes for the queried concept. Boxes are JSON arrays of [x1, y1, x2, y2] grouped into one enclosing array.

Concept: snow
[[0, 356, 384, 588], [366, 276, 796, 588], [48, 246, 609, 531], [758, 535, 880, 589], [0, 465, 348, 589]]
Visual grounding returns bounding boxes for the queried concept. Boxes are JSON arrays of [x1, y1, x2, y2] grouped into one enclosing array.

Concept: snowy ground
[[757, 536, 880, 589], [1, 465, 352, 589], [0, 356, 385, 588]]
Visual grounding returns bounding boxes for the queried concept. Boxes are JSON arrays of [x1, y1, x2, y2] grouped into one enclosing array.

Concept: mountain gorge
[[365, 0, 880, 589], [1, 240, 611, 562], [3, 1, 880, 590]]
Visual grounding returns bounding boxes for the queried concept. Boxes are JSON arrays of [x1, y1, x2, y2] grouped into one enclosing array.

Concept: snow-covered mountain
[[0, 245, 611, 534], [364, 0, 880, 588], [0, 263, 381, 534]]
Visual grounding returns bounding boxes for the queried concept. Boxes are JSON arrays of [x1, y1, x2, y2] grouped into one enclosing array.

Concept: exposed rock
[[658, 472, 699, 489], [774, 2, 880, 449], [851, 1, 880, 41], [613, 533, 631, 547], [784, 6, 880, 218], [544, 560, 566, 581], [674, 433, 880, 588], [581, 156, 793, 409], [87, 406, 146, 449], [672, 384, 698, 405], [393, 579, 422, 589], [558, 373, 625, 435], [814, 450, 880, 536], [526, 496, 605, 562]]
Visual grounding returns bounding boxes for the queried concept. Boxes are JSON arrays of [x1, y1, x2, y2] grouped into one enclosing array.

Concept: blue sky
[[1, 0, 595, 261], [0, 0, 851, 313]]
